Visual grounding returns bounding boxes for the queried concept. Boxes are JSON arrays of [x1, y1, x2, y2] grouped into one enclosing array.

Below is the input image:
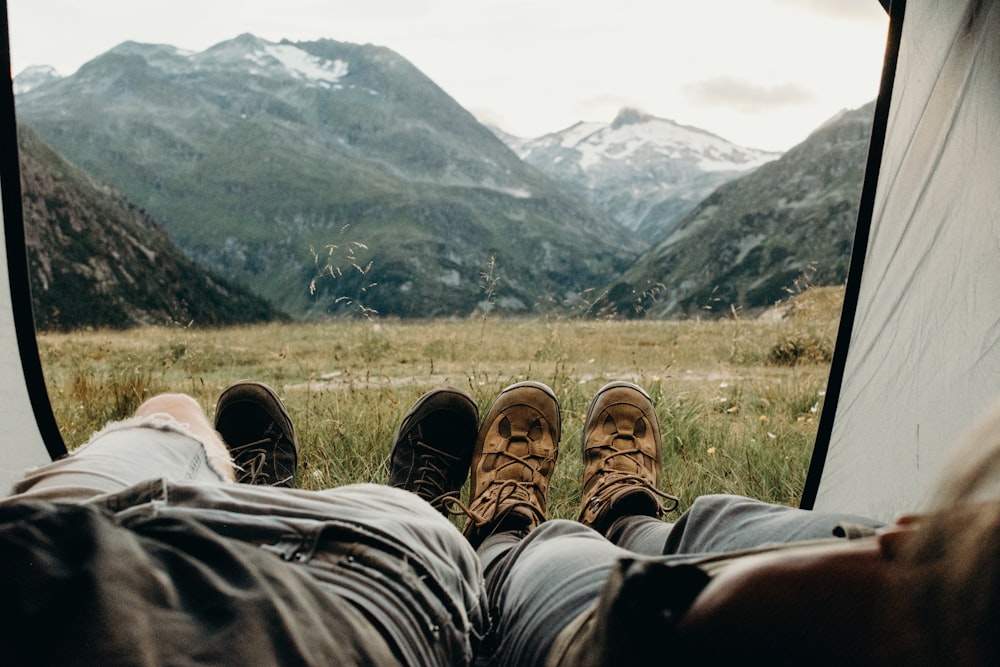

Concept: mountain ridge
[[14, 35, 870, 324], [16, 34, 643, 318], [600, 101, 874, 318]]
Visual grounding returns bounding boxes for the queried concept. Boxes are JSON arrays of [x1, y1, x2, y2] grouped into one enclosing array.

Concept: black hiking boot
[[389, 386, 479, 513], [215, 380, 298, 487]]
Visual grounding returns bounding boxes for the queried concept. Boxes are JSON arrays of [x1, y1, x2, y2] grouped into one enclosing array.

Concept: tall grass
[[36, 289, 841, 520]]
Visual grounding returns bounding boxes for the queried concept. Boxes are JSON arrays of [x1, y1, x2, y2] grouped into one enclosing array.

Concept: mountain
[[15, 35, 643, 318], [13, 65, 63, 95], [601, 102, 875, 318], [17, 124, 281, 331], [497, 108, 781, 243]]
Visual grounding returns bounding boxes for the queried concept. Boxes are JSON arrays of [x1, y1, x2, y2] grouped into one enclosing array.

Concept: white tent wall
[[0, 2, 66, 494], [805, 0, 1000, 521], [0, 187, 57, 492]]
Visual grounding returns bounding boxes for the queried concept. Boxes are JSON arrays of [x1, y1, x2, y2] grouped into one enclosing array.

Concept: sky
[[7, 0, 889, 152]]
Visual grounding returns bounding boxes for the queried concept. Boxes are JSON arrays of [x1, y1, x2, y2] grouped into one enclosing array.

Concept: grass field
[[36, 287, 843, 521]]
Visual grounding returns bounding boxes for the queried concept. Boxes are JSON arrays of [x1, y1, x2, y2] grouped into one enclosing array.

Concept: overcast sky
[[7, 0, 889, 152]]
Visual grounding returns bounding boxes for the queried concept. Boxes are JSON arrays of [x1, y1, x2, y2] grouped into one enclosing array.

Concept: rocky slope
[[601, 102, 875, 318], [18, 124, 280, 330]]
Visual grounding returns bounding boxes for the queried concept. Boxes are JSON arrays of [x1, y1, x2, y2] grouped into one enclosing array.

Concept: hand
[[875, 513, 924, 560]]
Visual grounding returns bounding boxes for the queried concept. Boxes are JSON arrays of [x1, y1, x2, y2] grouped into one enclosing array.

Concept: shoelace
[[410, 440, 462, 507], [591, 447, 679, 512], [444, 440, 554, 531], [444, 479, 544, 527], [230, 435, 293, 486]]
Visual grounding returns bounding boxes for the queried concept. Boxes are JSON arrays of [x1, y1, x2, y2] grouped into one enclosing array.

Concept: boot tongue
[[498, 437, 535, 482]]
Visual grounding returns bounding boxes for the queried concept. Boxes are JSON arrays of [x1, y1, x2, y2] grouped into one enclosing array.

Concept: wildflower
[[719, 382, 729, 388], [759, 415, 768, 422], [707, 447, 717, 455], [767, 432, 777, 440]]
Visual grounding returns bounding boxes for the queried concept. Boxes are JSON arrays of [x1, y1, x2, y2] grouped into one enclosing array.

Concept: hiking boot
[[388, 386, 479, 513], [577, 381, 677, 534], [462, 381, 560, 547], [215, 381, 298, 487]]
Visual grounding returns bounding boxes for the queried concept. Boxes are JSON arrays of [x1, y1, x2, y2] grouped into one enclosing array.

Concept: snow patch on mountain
[[251, 43, 349, 88], [191, 35, 350, 89], [523, 114, 776, 173], [13, 65, 63, 95]]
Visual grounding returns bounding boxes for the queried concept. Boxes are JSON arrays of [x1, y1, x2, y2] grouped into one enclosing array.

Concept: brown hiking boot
[[388, 386, 479, 514], [577, 381, 677, 534], [215, 381, 298, 487], [462, 381, 560, 547]]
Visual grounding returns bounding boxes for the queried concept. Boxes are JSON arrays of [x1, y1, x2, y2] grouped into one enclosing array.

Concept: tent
[[801, 0, 1000, 521], [0, 3, 65, 494], [0, 0, 997, 523]]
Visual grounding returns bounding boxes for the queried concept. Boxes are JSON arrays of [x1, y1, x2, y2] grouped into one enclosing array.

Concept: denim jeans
[[479, 495, 884, 666]]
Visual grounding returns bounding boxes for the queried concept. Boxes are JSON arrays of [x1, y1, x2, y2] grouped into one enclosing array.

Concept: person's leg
[[138, 393, 234, 476], [479, 520, 629, 667], [661, 493, 884, 552], [461, 381, 561, 546], [9, 393, 235, 503], [576, 383, 884, 556], [573, 381, 680, 555], [376, 386, 494, 664], [576, 381, 678, 533], [448, 381, 612, 666], [602, 493, 885, 557], [214, 380, 299, 487], [305, 482, 489, 667]]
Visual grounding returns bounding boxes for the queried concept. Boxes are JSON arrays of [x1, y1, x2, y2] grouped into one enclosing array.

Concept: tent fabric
[[807, 0, 1000, 521], [0, 5, 65, 495], [0, 196, 59, 492]]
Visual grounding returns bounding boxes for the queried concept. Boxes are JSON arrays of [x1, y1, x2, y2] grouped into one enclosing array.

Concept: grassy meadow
[[36, 287, 843, 521]]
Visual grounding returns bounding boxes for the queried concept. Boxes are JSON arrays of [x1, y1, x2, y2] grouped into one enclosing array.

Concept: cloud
[[682, 77, 815, 113], [772, 0, 885, 21], [575, 94, 644, 116]]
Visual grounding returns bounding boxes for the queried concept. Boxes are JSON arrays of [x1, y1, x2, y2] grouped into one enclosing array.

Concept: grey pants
[[3, 415, 488, 666], [478, 495, 884, 666]]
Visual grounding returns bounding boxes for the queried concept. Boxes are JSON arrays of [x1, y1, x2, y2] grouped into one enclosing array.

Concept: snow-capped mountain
[[15, 34, 641, 318], [498, 108, 782, 242], [13, 65, 63, 95]]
